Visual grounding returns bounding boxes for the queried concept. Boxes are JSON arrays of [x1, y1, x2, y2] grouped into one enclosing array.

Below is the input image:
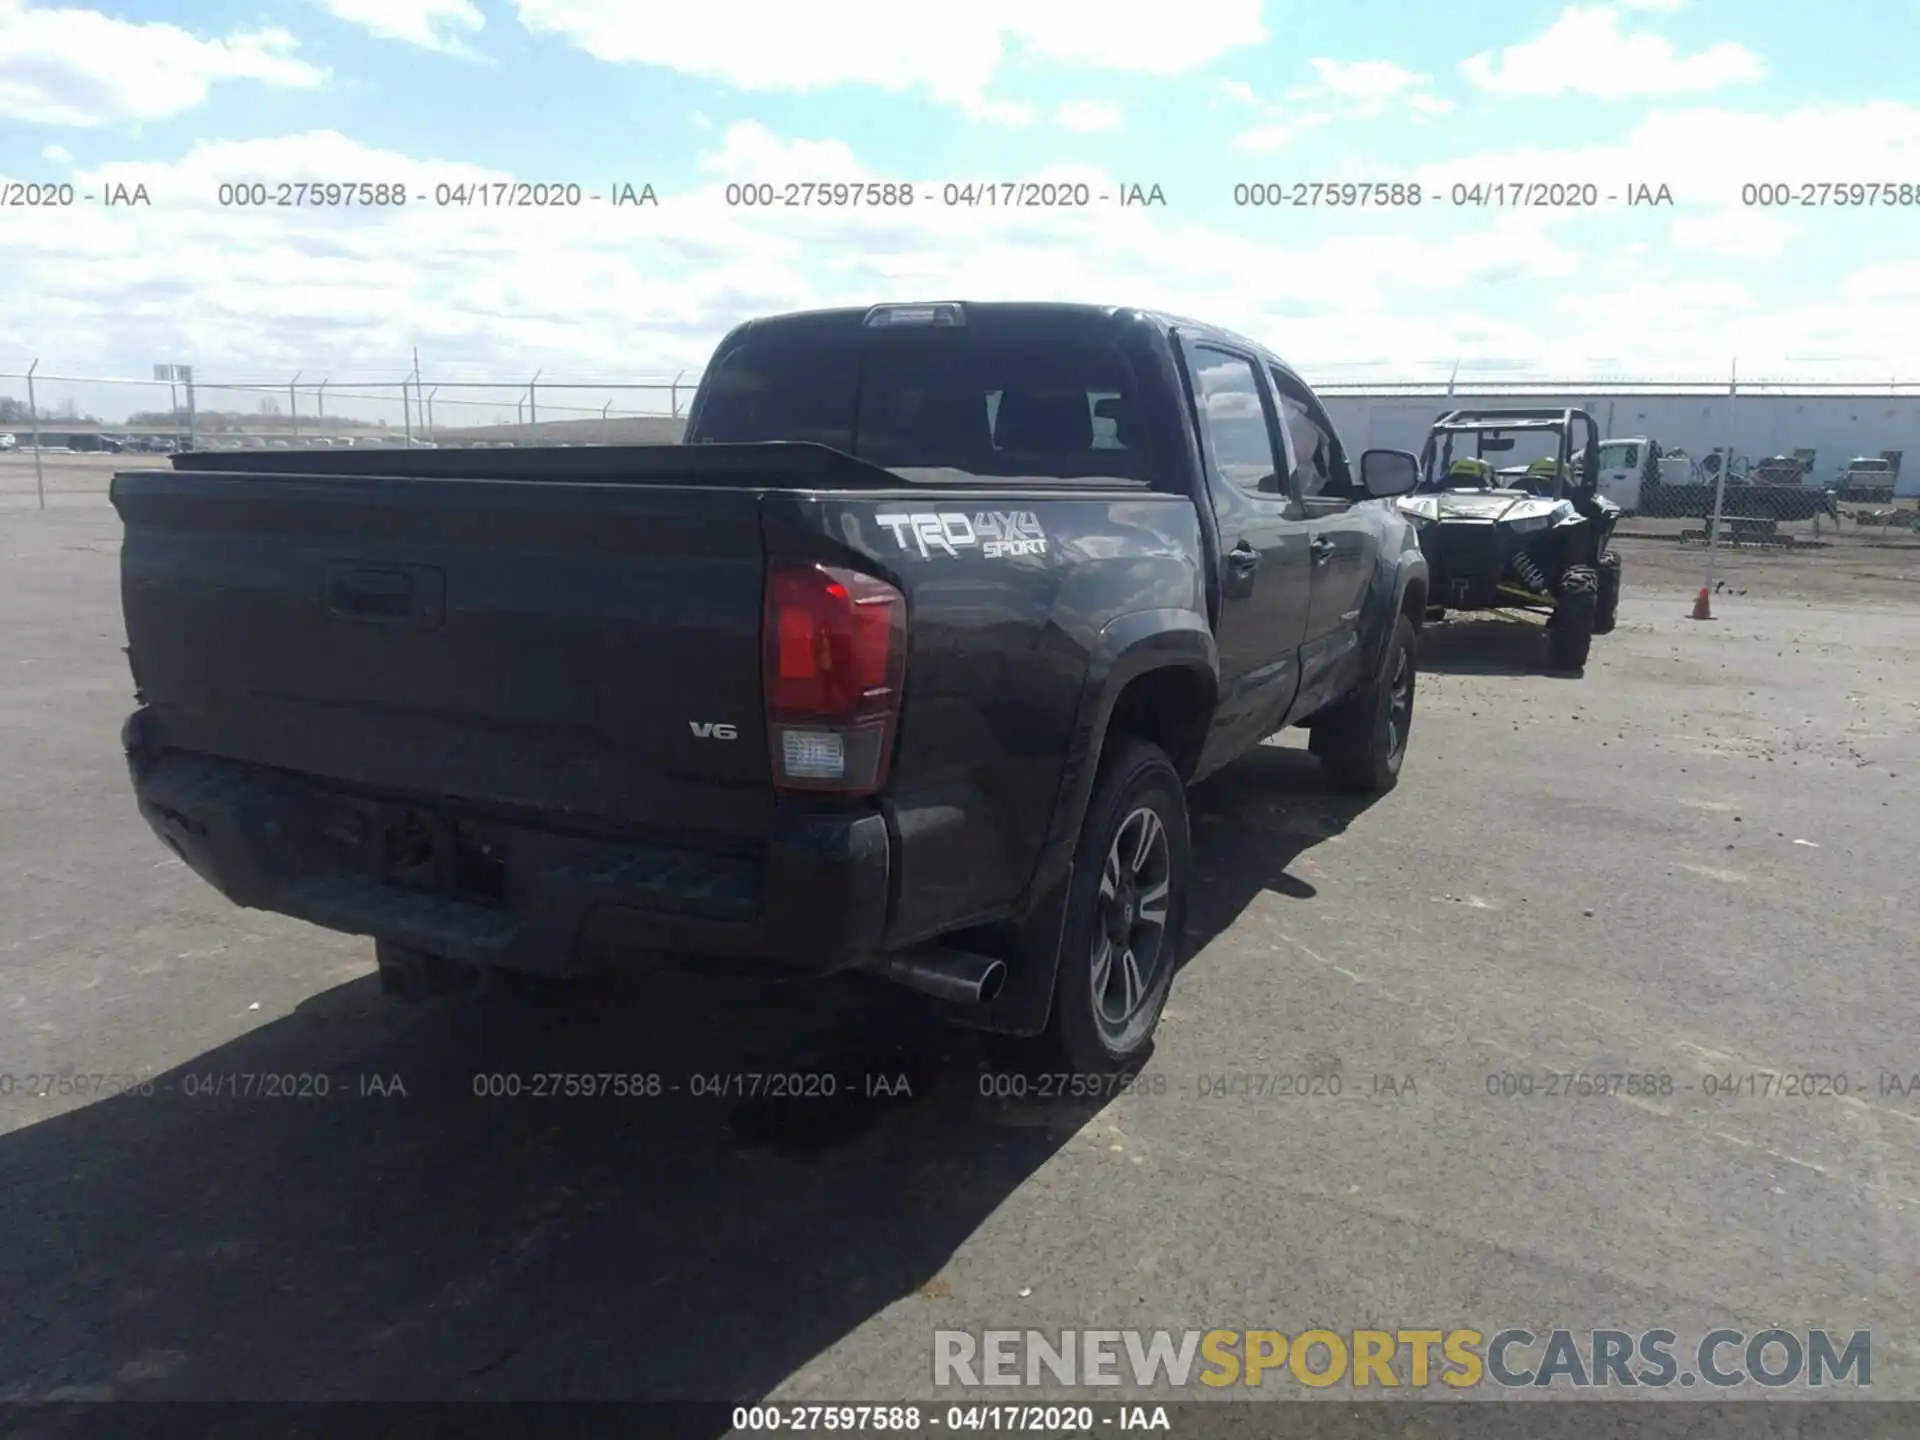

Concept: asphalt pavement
[[2, 501, 1916, 1425]]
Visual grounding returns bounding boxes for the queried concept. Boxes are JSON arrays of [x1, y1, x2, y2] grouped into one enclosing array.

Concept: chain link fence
[[4, 360, 1917, 571], [0, 365, 696, 450]]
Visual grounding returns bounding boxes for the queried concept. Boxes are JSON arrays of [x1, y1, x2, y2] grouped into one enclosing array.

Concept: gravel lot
[[2, 490, 1917, 1427]]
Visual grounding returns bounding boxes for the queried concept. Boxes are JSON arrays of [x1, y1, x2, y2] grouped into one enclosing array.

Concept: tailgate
[[114, 470, 773, 837]]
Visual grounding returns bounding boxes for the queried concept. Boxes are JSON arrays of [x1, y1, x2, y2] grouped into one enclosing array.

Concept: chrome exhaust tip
[[886, 948, 1007, 1008]]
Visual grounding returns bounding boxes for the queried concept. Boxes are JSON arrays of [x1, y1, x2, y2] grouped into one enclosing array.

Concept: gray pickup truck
[[115, 301, 1428, 1073]]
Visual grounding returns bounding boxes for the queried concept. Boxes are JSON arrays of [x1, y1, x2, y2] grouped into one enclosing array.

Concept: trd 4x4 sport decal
[[875, 510, 1048, 560]]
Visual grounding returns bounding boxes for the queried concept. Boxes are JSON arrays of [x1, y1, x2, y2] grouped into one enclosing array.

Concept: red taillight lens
[[763, 562, 906, 793]]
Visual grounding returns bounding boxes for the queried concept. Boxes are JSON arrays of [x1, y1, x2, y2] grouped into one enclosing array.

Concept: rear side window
[[1185, 345, 1283, 494], [691, 324, 1156, 481]]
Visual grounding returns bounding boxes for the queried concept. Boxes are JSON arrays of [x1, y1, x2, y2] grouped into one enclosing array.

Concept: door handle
[[1227, 542, 1260, 573], [1309, 537, 1336, 563]]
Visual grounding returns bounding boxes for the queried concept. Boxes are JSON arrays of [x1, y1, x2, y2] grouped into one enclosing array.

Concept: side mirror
[[1360, 448, 1420, 498]]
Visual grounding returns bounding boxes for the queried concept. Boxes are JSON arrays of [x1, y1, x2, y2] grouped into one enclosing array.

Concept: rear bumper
[[124, 720, 891, 978]]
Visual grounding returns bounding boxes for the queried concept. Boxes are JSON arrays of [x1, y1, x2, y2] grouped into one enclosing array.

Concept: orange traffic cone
[[1690, 586, 1713, 620]]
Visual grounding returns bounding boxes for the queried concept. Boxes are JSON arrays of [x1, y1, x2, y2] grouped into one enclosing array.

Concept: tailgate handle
[[326, 563, 444, 626]]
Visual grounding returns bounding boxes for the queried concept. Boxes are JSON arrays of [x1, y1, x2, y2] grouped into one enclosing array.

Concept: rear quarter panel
[[762, 489, 1207, 946]]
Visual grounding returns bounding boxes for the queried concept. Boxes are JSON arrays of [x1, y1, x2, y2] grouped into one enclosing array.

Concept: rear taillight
[[762, 561, 907, 794]]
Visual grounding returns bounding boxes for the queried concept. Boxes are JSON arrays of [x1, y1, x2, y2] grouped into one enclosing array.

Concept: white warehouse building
[[1316, 387, 1920, 495]]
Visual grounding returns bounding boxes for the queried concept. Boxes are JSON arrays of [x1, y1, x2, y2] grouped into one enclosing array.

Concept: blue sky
[[3, 0, 1919, 424]]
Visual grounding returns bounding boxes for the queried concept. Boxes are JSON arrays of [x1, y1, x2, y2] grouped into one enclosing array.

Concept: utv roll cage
[[1416, 409, 1601, 500]]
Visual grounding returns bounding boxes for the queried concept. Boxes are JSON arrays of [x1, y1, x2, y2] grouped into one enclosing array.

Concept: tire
[[1311, 613, 1417, 793], [1045, 740, 1190, 1076], [1593, 549, 1621, 635], [1547, 566, 1598, 672]]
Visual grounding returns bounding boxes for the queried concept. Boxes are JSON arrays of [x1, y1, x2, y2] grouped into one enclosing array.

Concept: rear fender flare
[[974, 611, 1216, 1037], [1032, 609, 1216, 901]]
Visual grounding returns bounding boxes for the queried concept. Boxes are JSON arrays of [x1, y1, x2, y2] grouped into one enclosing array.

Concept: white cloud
[[1056, 100, 1124, 133], [3, 119, 1915, 409], [1840, 264, 1920, 301], [1231, 56, 1452, 146], [0, 126, 1595, 387], [1461, 6, 1765, 98], [0, 0, 328, 125], [1303, 58, 1424, 108], [310, 0, 484, 55], [957, 95, 1037, 128], [508, 0, 1266, 113], [1668, 207, 1798, 260], [695, 121, 870, 181], [41, 143, 70, 163], [1619, 0, 1688, 9], [1231, 115, 1334, 152], [1416, 102, 1920, 206]]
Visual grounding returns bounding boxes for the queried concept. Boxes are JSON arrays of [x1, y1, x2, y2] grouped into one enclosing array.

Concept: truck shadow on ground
[[0, 751, 1367, 1431], [1415, 615, 1583, 678], [1178, 741, 1381, 960]]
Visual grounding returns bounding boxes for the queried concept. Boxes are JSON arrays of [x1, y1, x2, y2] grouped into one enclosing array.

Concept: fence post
[[671, 369, 687, 417], [184, 368, 196, 450], [1702, 360, 1736, 595], [26, 360, 44, 510], [528, 370, 542, 435], [402, 380, 414, 448], [427, 387, 438, 439], [289, 371, 302, 439]]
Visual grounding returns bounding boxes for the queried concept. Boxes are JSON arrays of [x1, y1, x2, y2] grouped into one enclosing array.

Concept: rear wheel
[[1547, 566, 1598, 671], [1045, 740, 1189, 1075], [1593, 549, 1621, 634], [1311, 614, 1417, 793]]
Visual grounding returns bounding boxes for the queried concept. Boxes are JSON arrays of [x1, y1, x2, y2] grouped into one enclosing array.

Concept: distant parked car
[[1836, 456, 1896, 504], [0, 432, 17, 452]]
